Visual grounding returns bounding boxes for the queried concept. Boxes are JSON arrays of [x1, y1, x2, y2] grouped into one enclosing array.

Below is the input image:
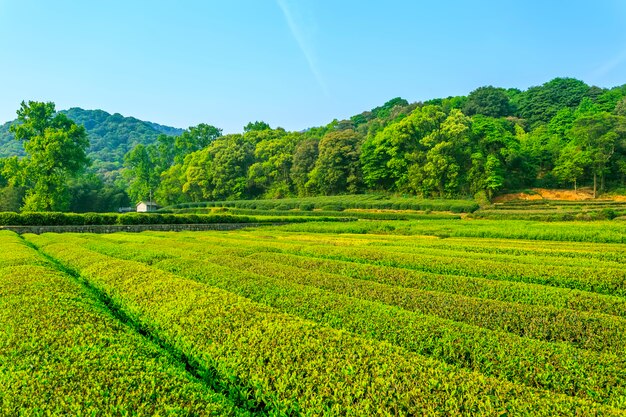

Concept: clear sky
[[1, 0, 625, 133]]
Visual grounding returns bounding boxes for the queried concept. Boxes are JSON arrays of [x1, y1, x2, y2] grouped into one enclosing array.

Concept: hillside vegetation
[[0, 107, 184, 179], [0, 77, 625, 212]]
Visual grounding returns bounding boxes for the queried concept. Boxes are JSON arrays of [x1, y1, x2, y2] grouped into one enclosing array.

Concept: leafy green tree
[[462, 86, 513, 117], [406, 109, 472, 196], [552, 144, 589, 190], [123, 144, 160, 203], [155, 163, 187, 206], [247, 130, 298, 198], [180, 135, 255, 201], [483, 154, 505, 198], [371, 97, 409, 119], [615, 97, 626, 116], [468, 116, 523, 195], [0, 158, 24, 211], [174, 124, 221, 163], [244, 121, 271, 132], [594, 85, 626, 112], [568, 112, 625, 196], [407, 142, 460, 197], [514, 78, 590, 126], [9, 101, 89, 211], [425, 96, 468, 113], [290, 138, 319, 196], [361, 105, 447, 191], [308, 129, 363, 194], [616, 158, 626, 187], [68, 174, 130, 212]]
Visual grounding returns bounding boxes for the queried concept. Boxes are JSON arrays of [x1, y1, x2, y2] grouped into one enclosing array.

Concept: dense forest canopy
[[1, 77, 626, 212]]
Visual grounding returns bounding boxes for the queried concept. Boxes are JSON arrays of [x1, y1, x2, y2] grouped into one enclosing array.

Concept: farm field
[[2, 219, 626, 415]]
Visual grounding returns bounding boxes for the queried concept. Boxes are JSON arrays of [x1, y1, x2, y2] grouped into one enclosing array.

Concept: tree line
[[131, 78, 626, 206], [1, 77, 626, 212]]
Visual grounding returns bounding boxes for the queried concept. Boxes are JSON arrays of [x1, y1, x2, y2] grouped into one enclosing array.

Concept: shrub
[[320, 204, 345, 212]]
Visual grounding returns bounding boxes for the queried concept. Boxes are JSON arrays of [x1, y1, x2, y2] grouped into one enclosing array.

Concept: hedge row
[[28, 237, 622, 415], [269, 218, 626, 243], [85, 230, 626, 319], [287, 242, 626, 298], [152, 256, 626, 408], [226, 208, 462, 220], [253, 252, 626, 318], [0, 212, 261, 226], [150, 230, 626, 298], [469, 209, 625, 221], [373, 234, 626, 264], [497, 200, 626, 208], [76, 231, 626, 406], [165, 194, 480, 213], [81, 234, 626, 354], [359, 238, 625, 271], [0, 234, 246, 416]]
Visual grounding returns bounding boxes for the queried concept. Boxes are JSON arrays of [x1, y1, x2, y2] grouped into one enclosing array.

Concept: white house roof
[[136, 201, 158, 207]]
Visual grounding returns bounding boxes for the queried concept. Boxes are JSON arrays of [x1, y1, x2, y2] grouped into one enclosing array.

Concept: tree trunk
[[574, 179, 577, 191], [593, 172, 597, 199], [601, 173, 605, 193]]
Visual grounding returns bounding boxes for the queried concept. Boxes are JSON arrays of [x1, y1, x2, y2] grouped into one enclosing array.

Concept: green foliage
[[123, 144, 160, 202], [173, 123, 222, 163], [243, 120, 271, 132], [61, 108, 184, 172], [164, 194, 479, 213], [290, 138, 319, 196], [514, 77, 591, 126], [3, 77, 626, 208], [66, 233, 626, 407], [0, 211, 259, 226], [569, 112, 626, 195], [615, 97, 626, 116], [307, 129, 363, 194], [26, 232, 624, 415], [463, 86, 514, 117], [8, 101, 90, 211], [0, 233, 247, 416], [68, 174, 130, 212]]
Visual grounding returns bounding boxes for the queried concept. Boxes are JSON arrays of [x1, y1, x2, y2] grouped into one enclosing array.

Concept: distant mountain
[[0, 108, 184, 176]]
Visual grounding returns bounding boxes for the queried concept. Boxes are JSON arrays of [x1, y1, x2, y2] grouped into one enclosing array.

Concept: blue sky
[[1, 0, 625, 133]]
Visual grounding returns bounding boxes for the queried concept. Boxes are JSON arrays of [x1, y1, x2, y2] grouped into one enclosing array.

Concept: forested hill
[[2, 77, 626, 211], [0, 107, 184, 173]]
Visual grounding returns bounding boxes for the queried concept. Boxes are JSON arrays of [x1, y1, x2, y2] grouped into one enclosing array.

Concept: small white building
[[136, 201, 158, 212]]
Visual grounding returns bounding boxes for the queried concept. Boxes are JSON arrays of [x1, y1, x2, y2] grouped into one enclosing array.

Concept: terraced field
[[2, 220, 626, 415]]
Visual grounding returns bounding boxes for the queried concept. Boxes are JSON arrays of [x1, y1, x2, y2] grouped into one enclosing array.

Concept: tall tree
[[568, 112, 625, 197], [308, 129, 363, 194], [406, 109, 472, 197], [244, 121, 271, 133], [514, 78, 590, 126], [123, 144, 160, 203], [552, 144, 589, 190], [9, 101, 89, 211], [174, 124, 222, 163], [291, 138, 319, 196], [615, 97, 626, 116], [247, 130, 298, 198], [180, 134, 255, 201], [462, 86, 513, 118], [361, 105, 447, 191]]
